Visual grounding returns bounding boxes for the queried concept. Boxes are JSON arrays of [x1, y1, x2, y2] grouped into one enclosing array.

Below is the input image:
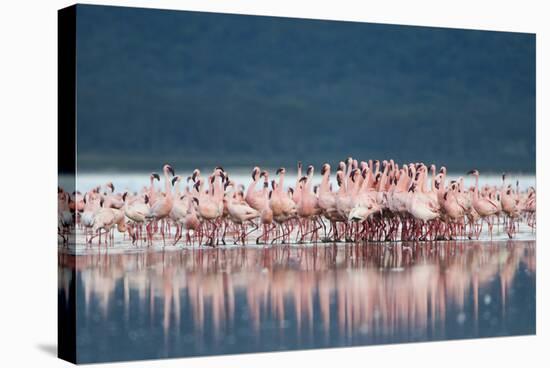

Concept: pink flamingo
[[297, 165, 323, 242], [122, 191, 149, 245], [468, 169, 499, 239], [269, 168, 297, 244], [145, 164, 175, 246], [224, 180, 260, 244], [256, 171, 275, 244]]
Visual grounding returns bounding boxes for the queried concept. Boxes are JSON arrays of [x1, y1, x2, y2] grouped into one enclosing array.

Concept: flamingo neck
[[345, 164, 353, 191], [246, 175, 259, 199], [421, 171, 428, 193], [163, 171, 172, 198], [262, 177, 269, 196], [295, 166, 302, 188], [440, 173, 446, 194], [379, 167, 389, 192], [398, 174, 409, 192], [278, 173, 285, 193], [320, 172, 330, 193], [214, 177, 224, 200], [337, 176, 346, 194], [174, 181, 181, 197]]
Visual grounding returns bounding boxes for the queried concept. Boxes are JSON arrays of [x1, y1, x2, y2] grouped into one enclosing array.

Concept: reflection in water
[[59, 241, 536, 363]]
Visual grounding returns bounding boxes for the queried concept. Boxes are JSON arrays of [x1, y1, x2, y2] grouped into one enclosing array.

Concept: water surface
[[59, 240, 536, 363]]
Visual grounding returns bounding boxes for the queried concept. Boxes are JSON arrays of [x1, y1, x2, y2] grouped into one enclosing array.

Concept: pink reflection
[[60, 241, 535, 342]]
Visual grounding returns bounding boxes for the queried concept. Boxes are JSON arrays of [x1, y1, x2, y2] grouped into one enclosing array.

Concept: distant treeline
[[74, 5, 536, 173]]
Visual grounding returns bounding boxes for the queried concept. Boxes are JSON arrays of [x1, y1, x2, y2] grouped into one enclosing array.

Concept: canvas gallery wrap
[[58, 3, 536, 364]]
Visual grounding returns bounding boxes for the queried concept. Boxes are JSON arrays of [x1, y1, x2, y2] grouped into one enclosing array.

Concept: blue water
[[59, 240, 536, 363]]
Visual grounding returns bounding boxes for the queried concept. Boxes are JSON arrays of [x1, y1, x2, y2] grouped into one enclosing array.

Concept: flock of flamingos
[[58, 158, 536, 248]]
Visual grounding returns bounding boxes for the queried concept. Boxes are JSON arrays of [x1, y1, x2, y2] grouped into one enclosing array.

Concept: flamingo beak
[[276, 168, 284, 175], [152, 173, 160, 181], [171, 176, 178, 186], [167, 166, 175, 176], [144, 194, 149, 204], [193, 197, 199, 206], [122, 192, 127, 202], [467, 170, 476, 175]]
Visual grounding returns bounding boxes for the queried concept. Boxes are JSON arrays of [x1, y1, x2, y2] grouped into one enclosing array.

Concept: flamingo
[[170, 177, 201, 247], [318, 163, 345, 240], [501, 174, 520, 238], [269, 168, 297, 244], [59, 159, 535, 248], [256, 172, 275, 244], [225, 181, 260, 244], [468, 169, 499, 239], [58, 188, 74, 245], [87, 197, 127, 247], [122, 191, 150, 245], [407, 182, 440, 240], [245, 167, 265, 211], [145, 164, 175, 245], [195, 169, 225, 246], [297, 165, 323, 242]]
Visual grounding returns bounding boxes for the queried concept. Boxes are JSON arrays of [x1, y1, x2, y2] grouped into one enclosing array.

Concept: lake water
[[59, 240, 536, 363], [67, 172, 536, 194]]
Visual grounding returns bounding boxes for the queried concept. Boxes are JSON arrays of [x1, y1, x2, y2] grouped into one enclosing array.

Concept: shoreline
[[59, 234, 536, 256]]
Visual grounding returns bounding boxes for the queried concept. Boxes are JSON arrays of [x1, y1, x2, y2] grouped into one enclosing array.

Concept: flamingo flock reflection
[[58, 159, 536, 248], [59, 241, 535, 345]]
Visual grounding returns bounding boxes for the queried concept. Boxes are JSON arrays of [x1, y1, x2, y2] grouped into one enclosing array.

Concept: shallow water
[[59, 240, 536, 363]]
